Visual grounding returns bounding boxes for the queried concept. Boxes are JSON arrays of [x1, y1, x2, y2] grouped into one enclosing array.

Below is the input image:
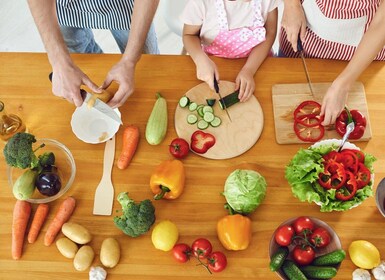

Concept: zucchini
[[282, 260, 308, 280], [203, 112, 215, 123], [219, 90, 240, 109], [145, 93, 168, 145], [206, 98, 216, 106], [270, 247, 289, 272], [188, 102, 198, 111], [300, 265, 337, 279], [179, 96, 190, 108], [187, 114, 198, 124], [210, 116, 221, 127], [197, 119, 209, 130], [312, 249, 346, 266]]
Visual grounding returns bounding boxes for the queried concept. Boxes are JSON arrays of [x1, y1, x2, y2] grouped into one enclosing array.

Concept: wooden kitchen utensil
[[93, 136, 115, 215]]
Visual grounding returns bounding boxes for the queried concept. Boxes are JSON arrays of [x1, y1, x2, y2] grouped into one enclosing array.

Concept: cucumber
[[203, 112, 215, 123], [187, 114, 198, 124], [219, 90, 240, 109], [312, 249, 346, 266], [13, 169, 38, 200], [179, 96, 190, 108], [282, 260, 308, 280], [188, 102, 198, 111], [206, 99, 216, 106], [300, 265, 337, 279], [197, 119, 209, 130], [270, 247, 289, 272], [202, 105, 214, 114], [210, 116, 221, 127], [197, 106, 205, 117], [145, 93, 168, 145]]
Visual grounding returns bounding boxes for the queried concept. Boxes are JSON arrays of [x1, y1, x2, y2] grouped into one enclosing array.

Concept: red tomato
[[169, 138, 189, 159], [274, 225, 295, 246], [191, 238, 212, 259], [207, 251, 227, 273], [293, 216, 315, 236], [172, 243, 191, 263], [310, 227, 331, 248], [292, 245, 315, 266]]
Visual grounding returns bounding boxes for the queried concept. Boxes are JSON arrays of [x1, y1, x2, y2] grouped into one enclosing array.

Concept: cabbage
[[223, 169, 267, 214]]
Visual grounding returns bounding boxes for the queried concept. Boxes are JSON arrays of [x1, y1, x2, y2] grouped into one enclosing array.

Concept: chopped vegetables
[[190, 131, 216, 154]]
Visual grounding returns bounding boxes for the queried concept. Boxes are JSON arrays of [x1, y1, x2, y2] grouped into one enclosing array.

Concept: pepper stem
[[154, 185, 170, 200], [344, 106, 353, 124], [224, 203, 243, 215]]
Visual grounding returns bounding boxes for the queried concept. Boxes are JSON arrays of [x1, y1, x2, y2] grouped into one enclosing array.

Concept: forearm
[[183, 33, 208, 64]]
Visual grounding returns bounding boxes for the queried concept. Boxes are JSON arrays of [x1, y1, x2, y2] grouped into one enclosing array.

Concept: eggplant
[[35, 165, 62, 196]]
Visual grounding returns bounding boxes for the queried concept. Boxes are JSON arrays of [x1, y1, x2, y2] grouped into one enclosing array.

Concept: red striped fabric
[[279, 0, 385, 60]]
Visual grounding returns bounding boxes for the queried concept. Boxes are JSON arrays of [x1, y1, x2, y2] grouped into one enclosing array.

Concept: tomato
[[191, 238, 212, 259], [293, 216, 315, 236], [274, 225, 294, 246], [207, 251, 227, 273], [169, 138, 189, 159], [172, 243, 191, 263], [292, 245, 315, 266], [310, 227, 331, 248]]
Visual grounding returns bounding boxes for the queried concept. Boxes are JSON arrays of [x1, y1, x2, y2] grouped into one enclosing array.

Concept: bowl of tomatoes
[[269, 216, 345, 280]]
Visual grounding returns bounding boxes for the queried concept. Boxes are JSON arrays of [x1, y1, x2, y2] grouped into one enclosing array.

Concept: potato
[[56, 237, 78, 259], [62, 222, 92, 244], [73, 245, 94, 271], [100, 237, 120, 268]]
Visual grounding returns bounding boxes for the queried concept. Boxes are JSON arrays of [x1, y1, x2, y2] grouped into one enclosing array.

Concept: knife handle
[[297, 37, 303, 52], [48, 72, 87, 100]]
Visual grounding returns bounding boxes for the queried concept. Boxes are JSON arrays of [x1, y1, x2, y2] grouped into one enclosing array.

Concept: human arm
[[281, 0, 306, 52], [27, 0, 100, 106], [320, 0, 385, 125], [236, 8, 278, 102], [102, 0, 160, 108]]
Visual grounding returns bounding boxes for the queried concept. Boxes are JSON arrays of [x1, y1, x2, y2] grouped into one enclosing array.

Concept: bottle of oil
[[0, 101, 26, 141]]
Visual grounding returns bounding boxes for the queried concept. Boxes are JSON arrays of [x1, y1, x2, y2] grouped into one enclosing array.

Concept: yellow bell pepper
[[217, 214, 252, 251], [150, 159, 185, 200]]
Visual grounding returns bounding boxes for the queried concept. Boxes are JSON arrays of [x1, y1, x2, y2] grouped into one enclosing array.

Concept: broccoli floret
[[38, 152, 55, 167], [3, 132, 44, 169], [113, 192, 156, 237]]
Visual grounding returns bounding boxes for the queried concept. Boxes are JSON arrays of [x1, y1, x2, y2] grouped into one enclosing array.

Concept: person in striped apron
[[279, 0, 385, 125], [27, 0, 159, 108]]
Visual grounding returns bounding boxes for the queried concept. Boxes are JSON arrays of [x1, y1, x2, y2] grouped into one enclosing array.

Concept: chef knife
[[213, 76, 232, 122], [297, 38, 315, 97]]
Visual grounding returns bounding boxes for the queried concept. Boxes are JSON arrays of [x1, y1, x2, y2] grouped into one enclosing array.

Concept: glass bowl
[[7, 138, 76, 203]]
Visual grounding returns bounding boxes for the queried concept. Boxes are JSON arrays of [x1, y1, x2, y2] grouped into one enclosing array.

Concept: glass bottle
[[0, 101, 26, 141]]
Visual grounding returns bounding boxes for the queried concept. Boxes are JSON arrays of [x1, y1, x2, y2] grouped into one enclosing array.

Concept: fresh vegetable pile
[[285, 140, 375, 212]]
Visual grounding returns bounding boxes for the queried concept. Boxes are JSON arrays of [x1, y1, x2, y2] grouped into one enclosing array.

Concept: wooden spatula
[[93, 136, 115, 215]]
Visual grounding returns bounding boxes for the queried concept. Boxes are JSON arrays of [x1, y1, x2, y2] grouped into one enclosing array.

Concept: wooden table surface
[[0, 53, 385, 280]]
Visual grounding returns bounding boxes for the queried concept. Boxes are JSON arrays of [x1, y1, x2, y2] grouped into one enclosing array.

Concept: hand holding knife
[[213, 75, 232, 122]]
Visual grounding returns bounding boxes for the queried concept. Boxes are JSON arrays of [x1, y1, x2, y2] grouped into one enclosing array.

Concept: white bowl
[[375, 177, 385, 217]]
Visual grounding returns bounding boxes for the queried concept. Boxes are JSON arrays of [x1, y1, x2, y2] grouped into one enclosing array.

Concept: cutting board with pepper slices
[[272, 82, 372, 144], [174, 81, 263, 159]]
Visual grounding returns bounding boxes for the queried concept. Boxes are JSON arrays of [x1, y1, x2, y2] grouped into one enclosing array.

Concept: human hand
[[100, 58, 136, 108], [235, 68, 255, 102], [281, 0, 307, 52], [320, 81, 349, 125], [195, 55, 219, 90]]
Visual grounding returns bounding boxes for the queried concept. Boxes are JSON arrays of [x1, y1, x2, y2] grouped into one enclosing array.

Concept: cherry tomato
[[207, 251, 227, 273], [310, 227, 331, 248], [274, 225, 295, 246], [172, 243, 191, 263], [191, 238, 212, 259], [292, 245, 315, 266], [169, 138, 189, 159], [293, 216, 315, 236]]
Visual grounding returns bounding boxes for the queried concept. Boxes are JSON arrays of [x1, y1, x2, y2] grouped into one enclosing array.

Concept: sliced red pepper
[[336, 109, 367, 140], [336, 171, 357, 201], [355, 162, 371, 189], [341, 149, 365, 163], [190, 130, 216, 154], [295, 114, 323, 127], [339, 150, 359, 174], [318, 161, 347, 189], [322, 150, 343, 163], [294, 121, 325, 142], [294, 100, 321, 121]]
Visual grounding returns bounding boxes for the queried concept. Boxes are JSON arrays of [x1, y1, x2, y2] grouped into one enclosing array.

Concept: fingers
[[236, 79, 254, 102], [300, 22, 307, 43], [82, 75, 101, 93], [108, 85, 132, 108], [100, 75, 113, 91]]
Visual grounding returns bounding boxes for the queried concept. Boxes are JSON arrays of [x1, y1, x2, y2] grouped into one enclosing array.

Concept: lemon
[[349, 240, 381, 269], [151, 220, 179, 251]]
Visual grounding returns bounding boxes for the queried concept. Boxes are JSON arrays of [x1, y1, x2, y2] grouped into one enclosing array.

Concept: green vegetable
[[13, 169, 38, 200], [282, 260, 307, 280], [113, 192, 156, 237], [145, 93, 168, 145], [223, 169, 267, 214], [300, 265, 337, 279], [38, 152, 55, 167], [178, 96, 190, 108], [206, 99, 216, 106], [312, 249, 346, 266], [219, 90, 240, 109], [270, 246, 289, 271]]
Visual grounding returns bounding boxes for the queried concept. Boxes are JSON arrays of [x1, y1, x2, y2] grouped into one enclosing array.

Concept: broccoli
[[3, 132, 44, 169], [38, 152, 55, 167], [113, 192, 156, 237]]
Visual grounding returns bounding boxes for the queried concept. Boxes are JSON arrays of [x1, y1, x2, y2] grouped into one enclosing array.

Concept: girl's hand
[[235, 68, 255, 102], [195, 56, 219, 90], [320, 81, 349, 125], [281, 0, 307, 51]]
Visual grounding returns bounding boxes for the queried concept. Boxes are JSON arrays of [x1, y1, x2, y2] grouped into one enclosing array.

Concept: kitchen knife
[[213, 76, 232, 122], [297, 38, 315, 97]]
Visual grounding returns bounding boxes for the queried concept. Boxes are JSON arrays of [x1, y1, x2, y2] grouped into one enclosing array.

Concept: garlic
[[352, 268, 371, 280], [89, 266, 107, 280]]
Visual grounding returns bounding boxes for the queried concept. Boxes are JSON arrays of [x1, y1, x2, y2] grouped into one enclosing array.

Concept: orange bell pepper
[[217, 214, 252, 251], [150, 159, 185, 200]]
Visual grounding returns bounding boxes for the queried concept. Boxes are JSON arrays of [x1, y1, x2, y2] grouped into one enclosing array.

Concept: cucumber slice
[[203, 105, 214, 114], [203, 112, 215, 123], [210, 116, 221, 127], [219, 90, 240, 109], [197, 106, 204, 117], [188, 102, 198, 111], [187, 114, 198, 124], [197, 119, 209, 130], [179, 96, 190, 108], [206, 99, 216, 106]]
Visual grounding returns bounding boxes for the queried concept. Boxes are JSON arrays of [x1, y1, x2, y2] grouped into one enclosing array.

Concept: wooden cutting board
[[272, 82, 372, 144], [175, 81, 263, 159]]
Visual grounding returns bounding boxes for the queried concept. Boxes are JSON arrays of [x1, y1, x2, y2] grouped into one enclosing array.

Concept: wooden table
[[0, 53, 385, 280]]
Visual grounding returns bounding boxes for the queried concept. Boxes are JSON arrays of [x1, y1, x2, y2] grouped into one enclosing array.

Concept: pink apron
[[203, 0, 266, 58]]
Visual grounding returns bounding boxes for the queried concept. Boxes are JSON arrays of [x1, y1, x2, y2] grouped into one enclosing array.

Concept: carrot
[[27, 203, 49, 244], [12, 200, 32, 260], [117, 125, 140, 170], [44, 196, 76, 246]]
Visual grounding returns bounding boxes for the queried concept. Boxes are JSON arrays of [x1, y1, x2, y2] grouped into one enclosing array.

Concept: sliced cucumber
[[188, 102, 198, 111], [187, 114, 198, 124], [203, 105, 214, 114], [179, 96, 190, 108], [197, 106, 205, 117], [210, 116, 222, 127], [203, 112, 215, 123], [197, 119, 209, 130], [219, 90, 240, 109], [206, 99, 216, 106]]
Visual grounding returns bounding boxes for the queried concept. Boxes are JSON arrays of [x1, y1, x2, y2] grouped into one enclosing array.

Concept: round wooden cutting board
[[174, 81, 264, 159]]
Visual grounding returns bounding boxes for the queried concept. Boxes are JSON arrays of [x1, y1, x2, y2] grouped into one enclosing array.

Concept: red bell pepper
[[293, 121, 324, 142], [293, 100, 323, 127], [336, 108, 367, 140], [190, 130, 216, 154], [339, 150, 359, 174], [318, 161, 347, 189], [336, 171, 357, 201], [355, 162, 371, 189], [322, 150, 343, 163]]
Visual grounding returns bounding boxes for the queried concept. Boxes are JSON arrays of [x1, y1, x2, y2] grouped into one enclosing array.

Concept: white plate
[[71, 105, 121, 144]]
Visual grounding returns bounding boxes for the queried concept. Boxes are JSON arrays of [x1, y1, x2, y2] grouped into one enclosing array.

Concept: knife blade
[[213, 76, 232, 122], [297, 38, 315, 97]]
